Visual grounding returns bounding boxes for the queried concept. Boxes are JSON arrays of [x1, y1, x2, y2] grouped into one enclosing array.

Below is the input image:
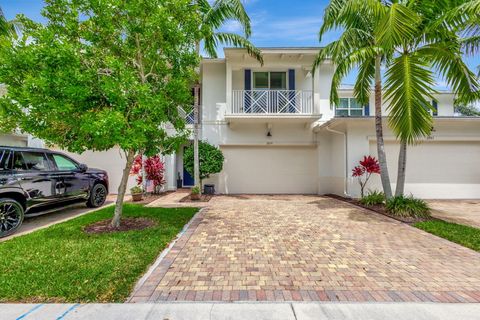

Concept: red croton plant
[[352, 156, 381, 198], [130, 155, 166, 194]]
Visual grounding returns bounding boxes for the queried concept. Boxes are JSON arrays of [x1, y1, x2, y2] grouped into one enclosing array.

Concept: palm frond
[[329, 47, 376, 106], [418, 42, 480, 103], [377, 3, 422, 49], [384, 53, 435, 144], [204, 0, 251, 37], [214, 32, 263, 64]]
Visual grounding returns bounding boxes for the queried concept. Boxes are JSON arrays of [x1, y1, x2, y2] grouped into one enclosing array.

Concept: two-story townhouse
[[169, 47, 480, 199]]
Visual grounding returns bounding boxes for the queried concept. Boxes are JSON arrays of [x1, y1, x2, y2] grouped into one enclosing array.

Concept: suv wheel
[[0, 198, 24, 238], [87, 184, 107, 208]]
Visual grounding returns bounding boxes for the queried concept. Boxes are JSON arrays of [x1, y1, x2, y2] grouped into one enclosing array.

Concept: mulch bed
[[179, 194, 214, 203], [84, 217, 157, 234], [326, 194, 431, 224]]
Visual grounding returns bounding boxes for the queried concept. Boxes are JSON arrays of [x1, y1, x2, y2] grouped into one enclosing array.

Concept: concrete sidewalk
[[2, 303, 480, 320]]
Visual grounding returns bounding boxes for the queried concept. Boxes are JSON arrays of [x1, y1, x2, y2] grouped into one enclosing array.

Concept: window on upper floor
[[335, 98, 368, 116], [253, 72, 287, 90]]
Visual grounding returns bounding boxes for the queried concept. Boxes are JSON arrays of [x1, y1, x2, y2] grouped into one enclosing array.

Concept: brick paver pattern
[[129, 195, 480, 303]]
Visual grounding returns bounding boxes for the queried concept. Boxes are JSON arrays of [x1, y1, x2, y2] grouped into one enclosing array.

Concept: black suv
[[0, 146, 109, 237]]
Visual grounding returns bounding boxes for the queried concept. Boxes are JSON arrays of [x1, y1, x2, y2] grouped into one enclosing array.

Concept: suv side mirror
[[78, 164, 88, 172]]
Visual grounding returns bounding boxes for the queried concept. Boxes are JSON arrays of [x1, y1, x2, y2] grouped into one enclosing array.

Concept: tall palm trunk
[[111, 149, 135, 228], [374, 54, 393, 199], [193, 41, 201, 193], [395, 140, 407, 196]]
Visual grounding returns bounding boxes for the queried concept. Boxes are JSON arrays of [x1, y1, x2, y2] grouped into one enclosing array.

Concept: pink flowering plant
[[130, 155, 166, 194], [352, 156, 381, 198]]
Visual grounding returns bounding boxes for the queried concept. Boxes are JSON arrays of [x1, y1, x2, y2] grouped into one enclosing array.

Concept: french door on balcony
[[247, 71, 294, 113]]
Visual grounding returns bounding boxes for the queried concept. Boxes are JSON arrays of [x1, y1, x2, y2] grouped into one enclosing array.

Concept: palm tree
[[378, 0, 479, 195], [0, 7, 18, 39], [192, 0, 262, 192], [315, 0, 396, 199]]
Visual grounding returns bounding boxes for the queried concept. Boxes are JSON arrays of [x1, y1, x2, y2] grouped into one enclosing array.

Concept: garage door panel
[[220, 146, 318, 194], [368, 141, 480, 198]]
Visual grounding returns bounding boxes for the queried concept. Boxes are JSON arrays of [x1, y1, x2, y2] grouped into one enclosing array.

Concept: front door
[[183, 147, 195, 187]]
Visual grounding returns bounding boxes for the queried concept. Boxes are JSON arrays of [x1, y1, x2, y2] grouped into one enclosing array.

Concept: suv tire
[[0, 198, 25, 238], [86, 184, 107, 208]]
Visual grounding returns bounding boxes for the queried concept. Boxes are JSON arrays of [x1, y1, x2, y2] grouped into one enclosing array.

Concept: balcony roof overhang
[[225, 113, 322, 126]]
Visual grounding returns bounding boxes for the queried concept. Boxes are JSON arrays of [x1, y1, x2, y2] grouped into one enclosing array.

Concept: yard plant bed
[[415, 220, 480, 252], [128, 191, 174, 205], [84, 217, 157, 234], [327, 194, 432, 223], [180, 194, 213, 203], [0, 204, 197, 303]]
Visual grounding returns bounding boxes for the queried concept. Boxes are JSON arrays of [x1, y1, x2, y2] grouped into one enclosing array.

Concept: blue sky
[[2, 0, 479, 88]]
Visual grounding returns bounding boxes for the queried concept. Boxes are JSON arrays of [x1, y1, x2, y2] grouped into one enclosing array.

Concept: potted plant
[[130, 186, 144, 202], [190, 186, 201, 201]]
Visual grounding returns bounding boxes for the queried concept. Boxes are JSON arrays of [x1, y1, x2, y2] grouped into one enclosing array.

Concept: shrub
[[191, 186, 200, 195], [352, 156, 381, 197], [360, 191, 385, 206], [184, 141, 224, 183], [130, 186, 143, 194], [131, 155, 166, 193], [386, 195, 431, 218]]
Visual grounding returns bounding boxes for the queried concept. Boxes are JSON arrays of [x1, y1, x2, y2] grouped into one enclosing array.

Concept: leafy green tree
[[455, 103, 480, 116], [184, 141, 224, 186], [191, 0, 262, 194], [0, 0, 200, 227], [315, 0, 395, 199]]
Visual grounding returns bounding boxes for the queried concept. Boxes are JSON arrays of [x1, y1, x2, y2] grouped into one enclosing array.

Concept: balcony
[[227, 90, 319, 124]]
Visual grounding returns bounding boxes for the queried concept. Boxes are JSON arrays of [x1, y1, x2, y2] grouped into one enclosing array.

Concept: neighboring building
[[168, 47, 480, 199], [2, 47, 479, 198]]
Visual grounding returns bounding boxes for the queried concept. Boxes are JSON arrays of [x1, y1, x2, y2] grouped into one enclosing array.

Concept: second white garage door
[[219, 146, 318, 194], [369, 141, 480, 198]]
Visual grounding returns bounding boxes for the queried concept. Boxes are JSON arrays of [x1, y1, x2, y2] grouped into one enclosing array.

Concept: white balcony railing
[[178, 106, 195, 125], [231, 90, 313, 115]]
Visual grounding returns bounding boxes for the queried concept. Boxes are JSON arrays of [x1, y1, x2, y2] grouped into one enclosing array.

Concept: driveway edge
[[128, 207, 207, 302]]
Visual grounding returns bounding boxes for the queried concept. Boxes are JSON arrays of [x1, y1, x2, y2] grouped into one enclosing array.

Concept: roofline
[[315, 116, 480, 131], [224, 47, 323, 51], [338, 87, 455, 94]]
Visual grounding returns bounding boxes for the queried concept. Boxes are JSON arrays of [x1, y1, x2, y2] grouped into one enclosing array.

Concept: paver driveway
[[130, 195, 480, 303]]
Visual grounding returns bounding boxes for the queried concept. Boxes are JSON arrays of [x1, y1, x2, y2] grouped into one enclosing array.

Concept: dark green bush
[[359, 191, 385, 206], [386, 195, 431, 218]]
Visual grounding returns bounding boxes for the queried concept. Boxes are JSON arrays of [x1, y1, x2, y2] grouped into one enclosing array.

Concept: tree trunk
[[395, 140, 407, 197], [111, 149, 136, 228], [193, 41, 201, 193], [374, 54, 393, 199], [193, 84, 201, 193]]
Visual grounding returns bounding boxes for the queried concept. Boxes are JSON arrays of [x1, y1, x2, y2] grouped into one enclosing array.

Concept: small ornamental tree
[[130, 155, 166, 194], [352, 156, 381, 198], [184, 141, 224, 187], [0, 0, 200, 227]]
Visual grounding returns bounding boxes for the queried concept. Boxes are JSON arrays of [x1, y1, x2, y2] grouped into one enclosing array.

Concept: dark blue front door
[[183, 146, 195, 187], [183, 167, 194, 187]]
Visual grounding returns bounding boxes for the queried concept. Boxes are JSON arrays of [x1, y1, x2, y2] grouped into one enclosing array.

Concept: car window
[[0, 149, 11, 171], [52, 154, 78, 171], [14, 152, 50, 171]]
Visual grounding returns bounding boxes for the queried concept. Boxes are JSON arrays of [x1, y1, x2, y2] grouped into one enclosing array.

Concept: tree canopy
[[184, 141, 224, 182], [0, 0, 201, 226]]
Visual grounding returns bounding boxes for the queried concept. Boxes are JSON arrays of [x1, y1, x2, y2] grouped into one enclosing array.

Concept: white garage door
[[219, 146, 318, 194], [369, 141, 480, 198]]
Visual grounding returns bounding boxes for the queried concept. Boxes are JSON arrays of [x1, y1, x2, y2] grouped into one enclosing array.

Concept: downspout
[[325, 125, 351, 198]]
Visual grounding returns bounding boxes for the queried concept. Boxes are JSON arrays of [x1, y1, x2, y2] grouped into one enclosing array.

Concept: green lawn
[[415, 220, 480, 252], [0, 204, 198, 303]]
